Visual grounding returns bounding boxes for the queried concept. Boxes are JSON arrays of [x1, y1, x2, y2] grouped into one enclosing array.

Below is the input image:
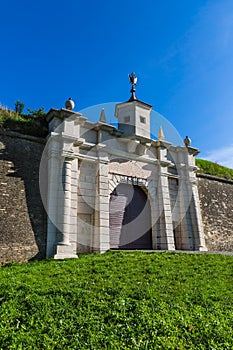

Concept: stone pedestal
[[54, 243, 77, 259]]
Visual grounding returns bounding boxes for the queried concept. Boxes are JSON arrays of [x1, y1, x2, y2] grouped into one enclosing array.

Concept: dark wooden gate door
[[109, 184, 152, 250]]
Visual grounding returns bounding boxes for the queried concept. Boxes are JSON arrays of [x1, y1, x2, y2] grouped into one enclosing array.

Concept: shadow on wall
[[0, 134, 47, 262]]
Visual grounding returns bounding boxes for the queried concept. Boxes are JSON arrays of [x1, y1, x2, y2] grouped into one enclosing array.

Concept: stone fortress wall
[[0, 132, 46, 264], [0, 132, 232, 264], [197, 175, 233, 251]]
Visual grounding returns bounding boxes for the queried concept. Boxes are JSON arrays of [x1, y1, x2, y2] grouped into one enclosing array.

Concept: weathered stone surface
[[198, 176, 233, 251], [0, 133, 46, 264], [109, 160, 151, 178]]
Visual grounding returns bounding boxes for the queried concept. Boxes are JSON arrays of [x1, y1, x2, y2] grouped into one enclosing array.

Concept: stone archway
[[109, 183, 152, 250]]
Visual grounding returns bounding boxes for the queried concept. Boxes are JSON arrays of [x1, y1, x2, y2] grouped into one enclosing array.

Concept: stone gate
[[42, 76, 207, 258]]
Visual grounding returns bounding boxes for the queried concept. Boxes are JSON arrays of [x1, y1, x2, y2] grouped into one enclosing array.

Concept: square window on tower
[[140, 116, 146, 124]]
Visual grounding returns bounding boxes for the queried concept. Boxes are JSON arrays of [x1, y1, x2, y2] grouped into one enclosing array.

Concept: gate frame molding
[[108, 173, 158, 250]]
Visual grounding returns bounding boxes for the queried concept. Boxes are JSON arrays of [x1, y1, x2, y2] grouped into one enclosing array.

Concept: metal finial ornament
[[128, 72, 138, 101]]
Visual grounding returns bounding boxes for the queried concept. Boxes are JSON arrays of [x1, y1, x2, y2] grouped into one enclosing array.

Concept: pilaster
[[183, 148, 207, 251], [93, 149, 110, 253], [147, 163, 159, 250], [46, 139, 60, 257], [189, 180, 207, 251], [157, 166, 175, 250], [177, 170, 195, 250], [54, 157, 78, 259]]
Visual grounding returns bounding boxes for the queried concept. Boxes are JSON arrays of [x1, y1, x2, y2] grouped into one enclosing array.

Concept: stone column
[[69, 158, 79, 250], [54, 157, 78, 259], [46, 141, 60, 257]]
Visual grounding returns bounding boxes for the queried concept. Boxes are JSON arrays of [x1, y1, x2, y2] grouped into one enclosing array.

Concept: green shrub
[[26, 107, 46, 118]]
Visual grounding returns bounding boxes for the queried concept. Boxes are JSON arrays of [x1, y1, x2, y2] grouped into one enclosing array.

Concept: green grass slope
[[0, 252, 232, 349], [196, 158, 233, 180]]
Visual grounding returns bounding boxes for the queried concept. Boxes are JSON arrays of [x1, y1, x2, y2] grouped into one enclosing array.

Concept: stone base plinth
[[54, 244, 78, 259], [196, 245, 208, 252]]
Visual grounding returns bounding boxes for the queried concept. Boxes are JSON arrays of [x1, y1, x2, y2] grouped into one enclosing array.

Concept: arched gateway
[[109, 184, 152, 250]]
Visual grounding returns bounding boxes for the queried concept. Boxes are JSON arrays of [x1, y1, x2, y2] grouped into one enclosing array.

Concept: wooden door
[[109, 184, 152, 250]]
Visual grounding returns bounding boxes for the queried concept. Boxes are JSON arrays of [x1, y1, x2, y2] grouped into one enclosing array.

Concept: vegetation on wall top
[[0, 101, 48, 138], [196, 158, 233, 180]]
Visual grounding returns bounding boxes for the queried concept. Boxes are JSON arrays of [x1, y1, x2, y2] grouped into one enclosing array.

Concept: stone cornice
[[46, 108, 87, 124]]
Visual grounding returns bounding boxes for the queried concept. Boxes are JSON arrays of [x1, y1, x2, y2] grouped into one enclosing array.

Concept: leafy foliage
[[0, 103, 48, 138], [0, 252, 232, 349], [14, 101, 24, 115], [196, 158, 233, 180], [26, 107, 46, 118]]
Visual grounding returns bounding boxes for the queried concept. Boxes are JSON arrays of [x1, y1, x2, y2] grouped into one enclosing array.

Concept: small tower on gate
[[115, 72, 152, 139]]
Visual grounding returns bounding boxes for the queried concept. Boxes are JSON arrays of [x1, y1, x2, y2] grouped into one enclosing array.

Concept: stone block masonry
[[0, 132, 46, 264], [198, 175, 233, 251]]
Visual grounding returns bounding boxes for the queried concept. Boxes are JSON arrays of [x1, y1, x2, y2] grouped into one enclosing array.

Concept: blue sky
[[1, 0, 233, 167]]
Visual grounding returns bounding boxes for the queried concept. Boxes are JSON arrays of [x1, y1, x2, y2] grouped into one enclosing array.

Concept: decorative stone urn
[[65, 98, 75, 110]]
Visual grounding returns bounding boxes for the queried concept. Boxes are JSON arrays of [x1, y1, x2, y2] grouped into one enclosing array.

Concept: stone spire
[[99, 108, 106, 123], [158, 126, 165, 141]]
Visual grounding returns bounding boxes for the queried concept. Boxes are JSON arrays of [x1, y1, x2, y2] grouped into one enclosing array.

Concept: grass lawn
[[0, 251, 232, 349]]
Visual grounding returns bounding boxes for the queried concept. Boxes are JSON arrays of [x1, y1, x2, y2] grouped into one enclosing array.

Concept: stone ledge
[[0, 129, 46, 144], [197, 173, 233, 184]]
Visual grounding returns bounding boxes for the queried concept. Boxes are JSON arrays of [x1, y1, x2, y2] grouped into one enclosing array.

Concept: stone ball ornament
[[65, 98, 75, 110], [184, 135, 191, 147]]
